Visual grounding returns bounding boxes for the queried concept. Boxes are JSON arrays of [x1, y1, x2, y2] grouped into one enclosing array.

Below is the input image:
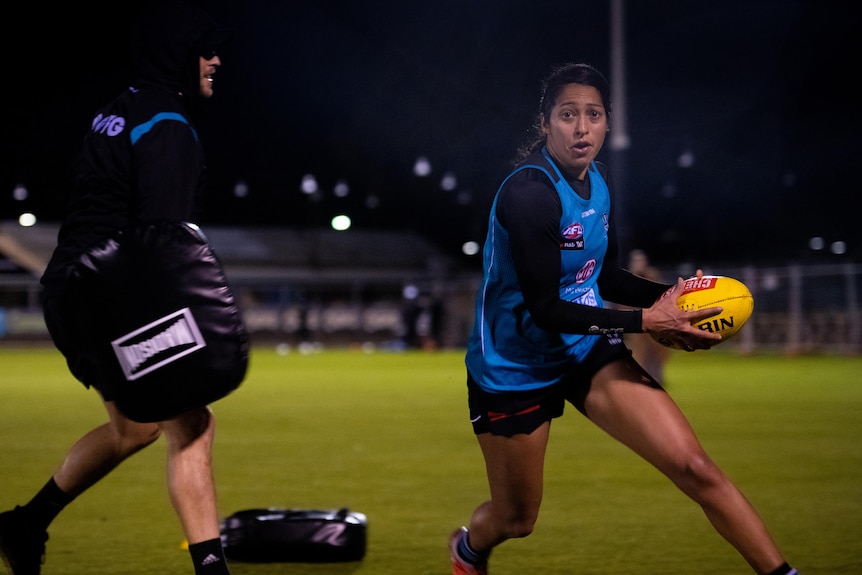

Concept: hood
[[130, 0, 230, 101]]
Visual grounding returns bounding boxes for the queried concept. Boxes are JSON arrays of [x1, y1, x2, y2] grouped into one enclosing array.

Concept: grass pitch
[[1, 344, 860, 574]]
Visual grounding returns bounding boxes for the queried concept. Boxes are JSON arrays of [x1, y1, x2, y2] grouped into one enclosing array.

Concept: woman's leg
[[466, 421, 551, 553], [583, 358, 787, 574]]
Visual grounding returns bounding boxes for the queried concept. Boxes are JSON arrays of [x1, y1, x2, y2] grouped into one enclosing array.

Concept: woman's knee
[[671, 451, 729, 497]]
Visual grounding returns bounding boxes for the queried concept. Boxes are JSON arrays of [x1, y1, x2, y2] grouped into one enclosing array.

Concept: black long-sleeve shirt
[[498, 161, 671, 334]]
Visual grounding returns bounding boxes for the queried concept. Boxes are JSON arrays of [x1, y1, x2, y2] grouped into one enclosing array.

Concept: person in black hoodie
[[0, 2, 236, 574]]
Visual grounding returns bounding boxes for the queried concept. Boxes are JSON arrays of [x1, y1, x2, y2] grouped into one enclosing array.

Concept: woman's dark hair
[[515, 62, 612, 163]]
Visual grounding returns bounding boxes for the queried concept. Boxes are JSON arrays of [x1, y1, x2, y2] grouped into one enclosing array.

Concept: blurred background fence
[[1, 261, 860, 355], [712, 262, 862, 355]]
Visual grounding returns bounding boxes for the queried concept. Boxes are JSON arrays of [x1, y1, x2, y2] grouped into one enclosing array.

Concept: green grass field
[[1, 344, 860, 574]]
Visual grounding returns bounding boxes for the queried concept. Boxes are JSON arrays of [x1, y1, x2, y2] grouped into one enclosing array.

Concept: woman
[[450, 62, 799, 575]]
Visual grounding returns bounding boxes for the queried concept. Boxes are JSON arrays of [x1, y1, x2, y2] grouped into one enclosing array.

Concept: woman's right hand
[[641, 275, 723, 352]]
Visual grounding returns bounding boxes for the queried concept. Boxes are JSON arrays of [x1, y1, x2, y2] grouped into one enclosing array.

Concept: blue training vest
[[465, 148, 611, 393]]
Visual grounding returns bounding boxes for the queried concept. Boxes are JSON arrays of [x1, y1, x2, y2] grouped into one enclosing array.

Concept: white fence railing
[[661, 262, 862, 355], [2, 262, 860, 354]]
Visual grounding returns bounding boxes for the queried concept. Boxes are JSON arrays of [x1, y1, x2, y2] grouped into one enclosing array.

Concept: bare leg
[[53, 401, 161, 496], [159, 406, 221, 544], [465, 422, 551, 553], [583, 358, 787, 575]]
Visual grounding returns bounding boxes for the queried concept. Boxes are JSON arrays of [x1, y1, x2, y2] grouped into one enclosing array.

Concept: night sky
[[4, 0, 859, 267]]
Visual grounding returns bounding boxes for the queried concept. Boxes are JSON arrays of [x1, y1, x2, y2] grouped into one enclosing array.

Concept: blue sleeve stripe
[[130, 112, 198, 145]]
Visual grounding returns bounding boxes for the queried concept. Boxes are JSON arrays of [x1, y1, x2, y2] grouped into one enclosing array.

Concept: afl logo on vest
[[561, 222, 584, 250]]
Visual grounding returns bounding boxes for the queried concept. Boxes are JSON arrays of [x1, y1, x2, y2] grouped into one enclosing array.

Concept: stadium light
[[677, 149, 695, 168], [334, 179, 350, 198], [461, 241, 480, 256], [413, 156, 432, 177], [12, 183, 28, 201], [440, 171, 457, 191], [301, 174, 319, 194], [331, 214, 351, 231], [233, 180, 249, 198], [809, 237, 824, 251]]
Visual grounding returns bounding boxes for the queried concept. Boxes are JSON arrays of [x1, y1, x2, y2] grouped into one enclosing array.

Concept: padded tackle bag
[[220, 508, 368, 563], [70, 221, 249, 422]]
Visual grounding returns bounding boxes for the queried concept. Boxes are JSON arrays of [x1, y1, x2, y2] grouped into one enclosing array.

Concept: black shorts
[[467, 335, 663, 437]]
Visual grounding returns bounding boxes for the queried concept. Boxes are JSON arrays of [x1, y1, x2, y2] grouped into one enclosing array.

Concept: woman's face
[[541, 83, 608, 180]]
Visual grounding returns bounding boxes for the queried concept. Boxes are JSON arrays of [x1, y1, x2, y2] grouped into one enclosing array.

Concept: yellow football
[[652, 275, 754, 349]]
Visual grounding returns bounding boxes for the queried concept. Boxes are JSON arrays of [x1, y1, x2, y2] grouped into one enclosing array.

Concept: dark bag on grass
[[71, 221, 249, 422], [220, 508, 367, 563]]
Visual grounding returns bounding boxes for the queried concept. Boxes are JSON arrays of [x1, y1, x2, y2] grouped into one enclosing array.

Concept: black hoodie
[[131, 0, 230, 114], [42, 1, 228, 288]]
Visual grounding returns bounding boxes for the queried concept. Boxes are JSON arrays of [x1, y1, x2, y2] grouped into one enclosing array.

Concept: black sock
[[21, 478, 74, 531], [188, 538, 230, 575], [766, 563, 798, 575]]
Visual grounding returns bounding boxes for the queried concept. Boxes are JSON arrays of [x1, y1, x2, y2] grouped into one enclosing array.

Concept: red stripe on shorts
[[487, 404, 541, 422]]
